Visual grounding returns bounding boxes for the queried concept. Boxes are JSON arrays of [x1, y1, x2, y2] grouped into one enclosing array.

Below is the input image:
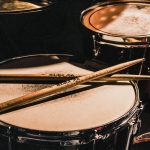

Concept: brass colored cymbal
[[0, 0, 49, 13]]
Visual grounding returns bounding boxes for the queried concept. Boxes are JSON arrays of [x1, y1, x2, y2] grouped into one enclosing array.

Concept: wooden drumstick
[[133, 132, 150, 144], [0, 58, 144, 113], [0, 73, 77, 82], [0, 73, 149, 83], [109, 74, 150, 81]]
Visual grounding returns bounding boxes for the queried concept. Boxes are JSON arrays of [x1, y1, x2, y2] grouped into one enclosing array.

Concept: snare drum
[[0, 54, 142, 150]]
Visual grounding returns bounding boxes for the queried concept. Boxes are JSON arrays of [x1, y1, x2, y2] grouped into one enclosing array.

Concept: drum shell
[[0, 112, 141, 150], [93, 38, 149, 71]]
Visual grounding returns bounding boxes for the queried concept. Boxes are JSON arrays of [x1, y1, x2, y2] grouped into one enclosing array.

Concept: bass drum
[[0, 54, 141, 150]]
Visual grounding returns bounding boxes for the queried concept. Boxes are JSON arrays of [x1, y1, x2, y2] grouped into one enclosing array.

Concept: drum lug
[[7, 126, 13, 150], [129, 118, 141, 136], [133, 101, 144, 134], [139, 101, 144, 112], [129, 101, 143, 135], [60, 140, 82, 146], [124, 102, 143, 150], [136, 101, 144, 123], [92, 34, 101, 57], [94, 129, 109, 140], [125, 100, 143, 150], [125, 118, 139, 150], [94, 133, 103, 140]]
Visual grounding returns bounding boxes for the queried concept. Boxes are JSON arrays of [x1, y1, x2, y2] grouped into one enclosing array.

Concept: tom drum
[[81, 0, 150, 74]]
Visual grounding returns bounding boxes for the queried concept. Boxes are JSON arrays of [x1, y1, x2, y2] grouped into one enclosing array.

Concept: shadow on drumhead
[[0, 54, 76, 68], [0, 80, 131, 115], [0, 54, 108, 72]]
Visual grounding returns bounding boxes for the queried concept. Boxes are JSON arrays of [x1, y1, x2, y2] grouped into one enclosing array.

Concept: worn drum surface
[[81, 0, 150, 74], [81, 0, 150, 46], [0, 54, 140, 150]]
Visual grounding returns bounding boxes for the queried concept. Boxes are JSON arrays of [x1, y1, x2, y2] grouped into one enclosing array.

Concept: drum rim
[[95, 36, 150, 47], [0, 54, 140, 144], [81, 0, 150, 40], [0, 53, 74, 65]]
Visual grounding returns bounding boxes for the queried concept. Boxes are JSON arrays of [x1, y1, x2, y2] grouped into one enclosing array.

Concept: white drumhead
[[0, 56, 136, 131], [82, 2, 150, 36]]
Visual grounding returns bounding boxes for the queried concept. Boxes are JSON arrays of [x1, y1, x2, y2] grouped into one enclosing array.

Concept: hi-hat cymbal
[[0, 0, 51, 13]]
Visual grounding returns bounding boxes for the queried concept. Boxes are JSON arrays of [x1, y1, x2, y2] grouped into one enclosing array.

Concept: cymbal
[[0, 0, 50, 13]]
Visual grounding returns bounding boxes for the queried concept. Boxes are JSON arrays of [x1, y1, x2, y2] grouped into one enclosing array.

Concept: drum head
[[81, 1, 150, 37], [0, 55, 137, 132]]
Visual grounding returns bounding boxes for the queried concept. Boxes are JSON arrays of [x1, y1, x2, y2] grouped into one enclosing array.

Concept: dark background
[[0, 0, 94, 60], [0, 0, 150, 149]]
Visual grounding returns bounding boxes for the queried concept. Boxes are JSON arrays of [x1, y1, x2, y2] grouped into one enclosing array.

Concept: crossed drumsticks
[[0, 58, 146, 113], [0, 58, 149, 144]]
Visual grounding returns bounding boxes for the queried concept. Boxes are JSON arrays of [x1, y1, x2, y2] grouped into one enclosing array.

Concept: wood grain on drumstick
[[0, 73, 149, 83], [0, 58, 144, 113], [109, 74, 150, 81]]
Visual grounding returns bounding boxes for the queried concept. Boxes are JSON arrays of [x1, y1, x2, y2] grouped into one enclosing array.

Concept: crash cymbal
[[0, 0, 51, 13]]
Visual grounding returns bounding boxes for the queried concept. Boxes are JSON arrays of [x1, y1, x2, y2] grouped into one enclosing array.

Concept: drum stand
[[137, 40, 148, 76]]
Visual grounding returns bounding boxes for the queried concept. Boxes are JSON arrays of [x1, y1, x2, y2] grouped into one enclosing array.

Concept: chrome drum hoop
[[96, 34, 150, 48]]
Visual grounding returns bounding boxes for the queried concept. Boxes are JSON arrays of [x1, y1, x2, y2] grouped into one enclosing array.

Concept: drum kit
[[0, 0, 150, 150]]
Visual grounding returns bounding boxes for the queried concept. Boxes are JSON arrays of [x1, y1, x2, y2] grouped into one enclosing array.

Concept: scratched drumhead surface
[[82, 2, 150, 36], [0, 55, 136, 131]]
